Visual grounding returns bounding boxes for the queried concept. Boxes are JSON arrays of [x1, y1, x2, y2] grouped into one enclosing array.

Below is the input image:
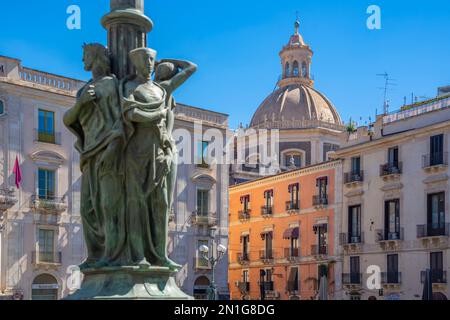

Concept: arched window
[[31, 274, 59, 300], [302, 62, 307, 77], [293, 61, 299, 76], [193, 276, 211, 300], [0, 100, 4, 115], [285, 62, 290, 77]]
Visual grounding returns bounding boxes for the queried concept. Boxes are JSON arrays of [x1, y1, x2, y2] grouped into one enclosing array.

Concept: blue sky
[[1, 0, 450, 128]]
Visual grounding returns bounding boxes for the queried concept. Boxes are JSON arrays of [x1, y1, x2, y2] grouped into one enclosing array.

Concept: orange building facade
[[228, 160, 343, 300]]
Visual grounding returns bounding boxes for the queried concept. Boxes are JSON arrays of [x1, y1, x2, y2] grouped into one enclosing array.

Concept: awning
[[283, 227, 299, 239]]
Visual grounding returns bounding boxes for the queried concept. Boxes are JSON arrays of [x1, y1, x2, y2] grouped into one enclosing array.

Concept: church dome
[[250, 20, 343, 129], [250, 84, 342, 127]]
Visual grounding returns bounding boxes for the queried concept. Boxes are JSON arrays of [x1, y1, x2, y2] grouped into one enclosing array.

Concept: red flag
[[13, 156, 22, 189]]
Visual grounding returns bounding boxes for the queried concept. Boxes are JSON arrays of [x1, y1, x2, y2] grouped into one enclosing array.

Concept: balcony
[[342, 273, 362, 288], [237, 252, 250, 265], [311, 245, 328, 257], [261, 206, 273, 217], [340, 233, 364, 254], [191, 211, 217, 227], [35, 130, 61, 145], [422, 152, 448, 171], [30, 195, 67, 214], [312, 195, 328, 207], [31, 251, 62, 265], [0, 189, 17, 210], [381, 272, 402, 285], [376, 229, 404, 250], [285, 201, 300, 213], [259, 250, 274, 263], [284, 248, 300, 261], [421, 270, 447, 284], [417, 223, 450, 238], [344, 171, 364, 185], [238, 210, 251, 221], [237, 282, 250, 293], [261, 281, 274, 292], [286, 281, 300, 295], [380, 162, 402, 179]]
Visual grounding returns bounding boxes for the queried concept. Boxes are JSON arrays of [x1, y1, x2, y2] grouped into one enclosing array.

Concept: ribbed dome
[[250, 84, 342, 128]]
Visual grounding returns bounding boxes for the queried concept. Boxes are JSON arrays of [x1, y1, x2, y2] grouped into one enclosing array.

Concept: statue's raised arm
[[155, 59, 197, 95]]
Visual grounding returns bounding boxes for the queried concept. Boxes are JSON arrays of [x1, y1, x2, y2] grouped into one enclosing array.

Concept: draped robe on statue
[[119, 78, 172, 266], [64, 76, 127, 266]]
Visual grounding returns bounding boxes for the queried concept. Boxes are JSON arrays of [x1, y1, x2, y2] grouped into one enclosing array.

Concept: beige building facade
[[334, 93, 450, 300]]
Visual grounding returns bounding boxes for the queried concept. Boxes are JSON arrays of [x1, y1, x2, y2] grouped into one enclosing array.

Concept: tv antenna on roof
[[377, 72, 397, 114]]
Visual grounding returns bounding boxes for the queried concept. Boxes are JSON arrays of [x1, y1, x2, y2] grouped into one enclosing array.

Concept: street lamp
[[200, 241, 227, 300]]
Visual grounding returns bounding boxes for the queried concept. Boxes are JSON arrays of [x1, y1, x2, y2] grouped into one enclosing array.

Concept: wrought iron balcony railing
[[417, 223, 450, 238], [0, 188, 17, 210], [191, 211, 217, 226], [342, 273, 362, 285], [237, 252, 250, 264], [285, 201, 300, 211], [284, 248, 300, 259], [380, 162, 403, 176], [340, 232, 364, 245], [238, 210, 251, 220], [237, 282, 250, 293], [260, 281, 274, 291], [259, 250, 274, 261], [422, 152, 448, 168], [312, 195, 328, 206], [31, 251, 62, 264], [344, 171, 364, 184], [311, 245, 328, 256], [381, 272, 402, 284], [261, 206, 273, 216], [376, 228, 404, 242], [30, 195, 67, 214], [286, 281, 300, 294], [35, 130, 61, 145], [421, 270, 447, 284]]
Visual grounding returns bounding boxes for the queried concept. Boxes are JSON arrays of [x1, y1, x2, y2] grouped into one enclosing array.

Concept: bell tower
[[278, 19, 314, 88], [102, 0, 153, 79]]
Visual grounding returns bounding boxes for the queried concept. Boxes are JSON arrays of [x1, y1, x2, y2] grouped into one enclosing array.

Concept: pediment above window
[[30, 150, 65, 166]]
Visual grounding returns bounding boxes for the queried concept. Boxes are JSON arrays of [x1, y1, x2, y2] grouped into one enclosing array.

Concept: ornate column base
[[65, 266, 193, 300]]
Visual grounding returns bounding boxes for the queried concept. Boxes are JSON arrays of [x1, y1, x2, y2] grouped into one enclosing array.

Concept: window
[[387, 254, 399, 283], [285, 62, 290, 77], [38, 229, 55, 263], [38, 169, 55, 200], [197, 140, 209, 166], [350, 256, 361, 284], [284, 154, 301, 168], [317, 177, 328, 200], [262, 232, 273, 258], [197, 240, 209, 268], [241, 195, 251, 213], [427, 192, 445, 236], [241, 235, 250, 259], [0, 100, 4, 115], [301, 62, 307, 77], [385, 199, 400, 240], [430, 134, 444, 166], [348, 205, 361, 243], [314, 224, 328, 254], [260, 269, 273, 291], [430, 252, 444, 283], [288, 267, 299, 292], [31, 274, 58, 300], [293, 61, 299, 76], [388, 147, 399, 167], [351, 156, 361, 173], [38, 109, 55, 143], [288, 183, 299, 209], [196, 189, 209, 216]]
